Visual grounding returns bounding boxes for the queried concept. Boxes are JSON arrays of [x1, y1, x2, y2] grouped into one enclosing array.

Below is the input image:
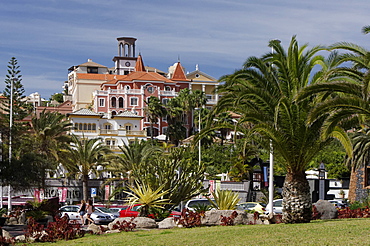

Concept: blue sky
[[0, 0, 369, 99]]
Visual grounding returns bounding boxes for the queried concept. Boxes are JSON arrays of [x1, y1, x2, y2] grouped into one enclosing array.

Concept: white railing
[[99, 129, 118, 135], [160, 91, 178, 96], [126, 130, 146, 136]]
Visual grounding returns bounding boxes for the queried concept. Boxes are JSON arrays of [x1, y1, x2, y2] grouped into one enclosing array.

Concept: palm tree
[[108, 139, 162, 185], [62, 135, 112, 201], [144, 96, 166, 142], [31, 110, 72, 163], [362, 25, 370, 34], [215, 36, 349, 223], [29, 110, 72, 183]]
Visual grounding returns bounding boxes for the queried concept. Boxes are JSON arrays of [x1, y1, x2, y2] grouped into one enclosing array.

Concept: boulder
[[313, 200, 338, 220], [109, 217, 157, 229], [87, 223, 102, 234], [158, 217, 177, 229], [202, 210, 248, 226], [1, 229, 12, 239], [7, 217, 18, 225]]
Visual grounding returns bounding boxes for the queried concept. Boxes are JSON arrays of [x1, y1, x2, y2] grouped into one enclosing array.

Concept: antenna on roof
[[196, 64, 199, 71], [178, 55, 180, 62]]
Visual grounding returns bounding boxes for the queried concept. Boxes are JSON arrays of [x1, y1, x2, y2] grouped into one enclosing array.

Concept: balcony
[[126, 130, 146, 136], [99, 129, 118, 135]]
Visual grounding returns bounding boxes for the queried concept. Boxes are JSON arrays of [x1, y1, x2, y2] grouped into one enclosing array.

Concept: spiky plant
[[124, 183, 170, 217], [208, 189, 240, 210]]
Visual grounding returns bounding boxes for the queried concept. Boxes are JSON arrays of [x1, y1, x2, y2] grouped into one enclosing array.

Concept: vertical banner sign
[[35, 188, 45, 202], [58, 187, 68, 202], [263, 166, 269, 187], [209, 180, 215, 198], [105, 185, 110, 200]]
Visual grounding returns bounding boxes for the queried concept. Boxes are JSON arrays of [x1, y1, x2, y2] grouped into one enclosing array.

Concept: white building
[[68, 108, 146, 151]]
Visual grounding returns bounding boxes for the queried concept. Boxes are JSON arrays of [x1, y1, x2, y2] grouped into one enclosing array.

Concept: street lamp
[[8, 78, 14, 212], [268, 39, 280, 218], [195, 108, 201, 166]]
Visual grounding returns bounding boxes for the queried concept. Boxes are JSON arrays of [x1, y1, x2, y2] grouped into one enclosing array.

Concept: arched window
[[78, 123, 83, 131], [83, 124, 87, 130], [92, 124, 96, 131], [118, 97, 124, 108], [88, 124, 92, 131], [112, 111, 117, 116], [111, 97, 117, 108]]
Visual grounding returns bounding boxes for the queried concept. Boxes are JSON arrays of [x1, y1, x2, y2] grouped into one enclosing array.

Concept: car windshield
[[188, 200, 212, 208], [274, 200, 282, 207], [97, 207, 112, 213]]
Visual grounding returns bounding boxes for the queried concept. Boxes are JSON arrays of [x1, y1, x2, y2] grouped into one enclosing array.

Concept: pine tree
[[2, 57, 29, 121]]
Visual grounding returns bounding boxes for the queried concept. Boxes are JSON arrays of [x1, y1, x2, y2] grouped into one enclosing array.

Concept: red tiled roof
[[135, 54, 146, 72], [171, 62, 190, 81]]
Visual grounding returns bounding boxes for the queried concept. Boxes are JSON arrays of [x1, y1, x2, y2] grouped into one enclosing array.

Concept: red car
[[119, 204, 181, 218]]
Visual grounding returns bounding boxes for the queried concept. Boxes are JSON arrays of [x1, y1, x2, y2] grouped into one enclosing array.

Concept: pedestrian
[[78, 200, 86, 225], [86, 199, 95, 224]]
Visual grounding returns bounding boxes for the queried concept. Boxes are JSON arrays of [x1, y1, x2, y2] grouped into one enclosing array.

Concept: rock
[[1, 229, 12, 239], [7, 217, 18, 225], [109, 217, 157, 229], [202, 210, 248, 226], [15, 235, 28, 243], [87, 224, 102, 234], [105, 229, 120, 234], [158, 217, 177, 229], [313, 200, 338, 220]]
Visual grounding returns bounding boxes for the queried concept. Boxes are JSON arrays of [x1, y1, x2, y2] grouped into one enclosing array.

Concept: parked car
[[119, 204, 181, 218], [237, 202, 265, 214], [94, 207, 119, 219], [184, 198, 215, 212], [264, 199, 283, 214], [109, 206, 129, 215], [328, 200, 347, 209], [59, 205, 114, 224]]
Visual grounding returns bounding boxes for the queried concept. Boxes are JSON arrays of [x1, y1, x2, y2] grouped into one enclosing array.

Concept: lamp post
[[318, 162, 326, 200], [8, 78, 14, 212], [195, 108, 201, 166], [268, 39, 280, 218]]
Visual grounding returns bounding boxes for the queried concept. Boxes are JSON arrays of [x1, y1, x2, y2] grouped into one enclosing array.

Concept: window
[[74, 123, 96, 132], [162, 127, 168, 134], [118, 97, 124, 108], [111, 97, 116, 108], [87, 67, 98, 74], [162, 98, 169, 105], [366, 166, 370, 187], [99, 98, 105, 107], [130, 97, 138, 106], [105, 124, 112, 130], [147, 86, 154, 93], [165, 86, 171, 91], [125, 124, 132, 131]]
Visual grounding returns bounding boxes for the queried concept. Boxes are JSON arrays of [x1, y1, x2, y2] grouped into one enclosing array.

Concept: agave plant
[[207, 189, 240, 210], [124, 182, 170, 217]]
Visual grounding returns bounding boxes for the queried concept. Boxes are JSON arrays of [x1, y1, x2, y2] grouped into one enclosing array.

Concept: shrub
[[220, 211, 238, 226], [112, 218, 137, 232], [25, 216, 85, 242], [175, 209, 202, 228]]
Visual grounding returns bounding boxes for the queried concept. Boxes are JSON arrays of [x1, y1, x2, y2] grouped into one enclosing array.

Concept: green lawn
[[31, 218, 370, 246]]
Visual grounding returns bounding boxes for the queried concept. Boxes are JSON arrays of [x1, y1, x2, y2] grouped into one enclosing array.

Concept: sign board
[[91, 188, 97, 198]]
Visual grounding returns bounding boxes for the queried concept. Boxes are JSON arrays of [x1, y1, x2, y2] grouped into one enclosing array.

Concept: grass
[[31, 218, 370, 246]]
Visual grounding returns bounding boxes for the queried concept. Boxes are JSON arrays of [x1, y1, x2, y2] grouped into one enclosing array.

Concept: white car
[[95, 207, 119, 219], [184, 199, 215, 211], [59, 205, 114, 224], [264, 199, 283, 214]]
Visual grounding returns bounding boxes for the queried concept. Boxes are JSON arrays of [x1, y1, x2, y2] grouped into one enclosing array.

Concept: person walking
[[86, 199, 95, 224], [78, 200, 87, 225]]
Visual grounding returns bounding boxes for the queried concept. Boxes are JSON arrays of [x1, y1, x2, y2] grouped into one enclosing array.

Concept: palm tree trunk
[[282, 171, 312, 223], [82, 174, 89, 201]]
